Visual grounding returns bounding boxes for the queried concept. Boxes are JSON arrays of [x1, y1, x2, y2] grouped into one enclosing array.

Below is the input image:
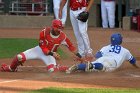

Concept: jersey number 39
[[109, 45, 121, 54]]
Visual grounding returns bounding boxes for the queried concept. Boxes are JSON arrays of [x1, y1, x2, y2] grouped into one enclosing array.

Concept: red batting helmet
[[52, 19, 63, 29]]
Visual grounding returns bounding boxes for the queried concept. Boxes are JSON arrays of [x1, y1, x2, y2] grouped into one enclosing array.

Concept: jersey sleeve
[[99, 46, 108, 55], [39, 30, 50, 54], [95, 51, 103, 58], [61, 36, 76, 52], [125, 50, 136, 64]]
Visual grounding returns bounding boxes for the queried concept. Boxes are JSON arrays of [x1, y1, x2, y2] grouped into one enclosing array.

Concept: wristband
[[76, 53, 82, 58], [48, 52, 53, 56]]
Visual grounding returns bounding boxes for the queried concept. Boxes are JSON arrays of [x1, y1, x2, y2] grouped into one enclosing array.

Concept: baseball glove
[[77, 11, 89, 22]]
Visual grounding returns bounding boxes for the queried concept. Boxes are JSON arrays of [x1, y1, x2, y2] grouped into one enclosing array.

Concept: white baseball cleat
[[66, 64, 78, 74]]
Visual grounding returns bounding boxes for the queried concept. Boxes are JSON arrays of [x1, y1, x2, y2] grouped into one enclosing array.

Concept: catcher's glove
[[77, 11, 89, 22]]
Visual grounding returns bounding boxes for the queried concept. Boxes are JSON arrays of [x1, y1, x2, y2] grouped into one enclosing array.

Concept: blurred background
[[0, 0, 140, 30]]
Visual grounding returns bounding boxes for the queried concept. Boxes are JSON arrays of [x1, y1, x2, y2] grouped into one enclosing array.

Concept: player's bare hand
[[85, 53, 94, 62], [53, 52, 60, 60], [132, 64, 139, 68], [73, 55, 86, 63]]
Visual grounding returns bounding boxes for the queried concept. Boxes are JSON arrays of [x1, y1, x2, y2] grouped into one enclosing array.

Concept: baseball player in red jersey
[[59, 0, 94, 61], [0, 19, 82, 73]]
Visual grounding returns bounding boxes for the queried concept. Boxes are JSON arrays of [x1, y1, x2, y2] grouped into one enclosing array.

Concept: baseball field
[[0, 28, 140, 93]]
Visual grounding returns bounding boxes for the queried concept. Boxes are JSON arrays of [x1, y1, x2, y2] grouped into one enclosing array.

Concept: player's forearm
[[59, 0, 67, 12], [65, 37, 77, 52], [132, 63, 139, 68], [86, 0, 94, 12]]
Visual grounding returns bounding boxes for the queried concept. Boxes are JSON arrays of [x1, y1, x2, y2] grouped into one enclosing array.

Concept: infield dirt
[[0, 28, 140, 93]]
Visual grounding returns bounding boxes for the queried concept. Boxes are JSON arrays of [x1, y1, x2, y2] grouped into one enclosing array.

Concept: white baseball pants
[[70, 7, 93, 56], [53, 0, 68, 25], [101, 0, 115, 28], [23, 46, 56, 66]]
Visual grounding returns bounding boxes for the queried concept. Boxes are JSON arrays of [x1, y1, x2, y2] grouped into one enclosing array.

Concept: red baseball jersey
[[70, 0, 88, 10], [39, 27, 76, 54]]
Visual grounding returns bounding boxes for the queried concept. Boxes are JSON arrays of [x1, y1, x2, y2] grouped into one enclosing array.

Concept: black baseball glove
[[77, 11, 89, 22]]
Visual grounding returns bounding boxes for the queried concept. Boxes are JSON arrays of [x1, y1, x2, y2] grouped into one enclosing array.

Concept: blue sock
[[77, 63, 86, 70]]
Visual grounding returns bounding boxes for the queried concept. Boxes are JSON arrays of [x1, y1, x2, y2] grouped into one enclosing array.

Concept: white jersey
[[92, 44, 134, 72]]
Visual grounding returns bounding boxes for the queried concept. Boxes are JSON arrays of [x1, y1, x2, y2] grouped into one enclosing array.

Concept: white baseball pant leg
[[23, 46, 56, 66], [101, 0, 115, 28], [53, 0, 60, 19], [107, 1, 115, 28], [101, 0, 109, 28], [91, 56, 117, 72], [70, 7, 92, 56], [53, 0, 68, 25]]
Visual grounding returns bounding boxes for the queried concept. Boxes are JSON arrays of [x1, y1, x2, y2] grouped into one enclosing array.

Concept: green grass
[[24, 87, 140, 93], [0, 38, 67, 59]]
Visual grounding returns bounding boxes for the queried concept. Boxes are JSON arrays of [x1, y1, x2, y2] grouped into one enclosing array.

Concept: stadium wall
[[0, 0, 129, 28], [0, 15, 54, 28], [0, 1, 100, 28]]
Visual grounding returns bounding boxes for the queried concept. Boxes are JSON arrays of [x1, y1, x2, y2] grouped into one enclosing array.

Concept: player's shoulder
[[121, 46, 130, 52], [119, 45, 127, 50], [59, 31, 66, 39], [60, 31, 66, 35], [41, 27, 51, 34], [44, 27, 51, 32], [116, 45, 131, 54], [39, 27, 51, 38]]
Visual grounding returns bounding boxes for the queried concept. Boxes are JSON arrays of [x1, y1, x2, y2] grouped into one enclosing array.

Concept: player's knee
[[93, 63, 103, 70], [77, 63, 86, 70], [17, 53, 26, 62]]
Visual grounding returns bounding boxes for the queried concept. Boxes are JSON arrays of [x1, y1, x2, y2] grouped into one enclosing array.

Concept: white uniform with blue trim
[[91, 44, 134, 72]]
